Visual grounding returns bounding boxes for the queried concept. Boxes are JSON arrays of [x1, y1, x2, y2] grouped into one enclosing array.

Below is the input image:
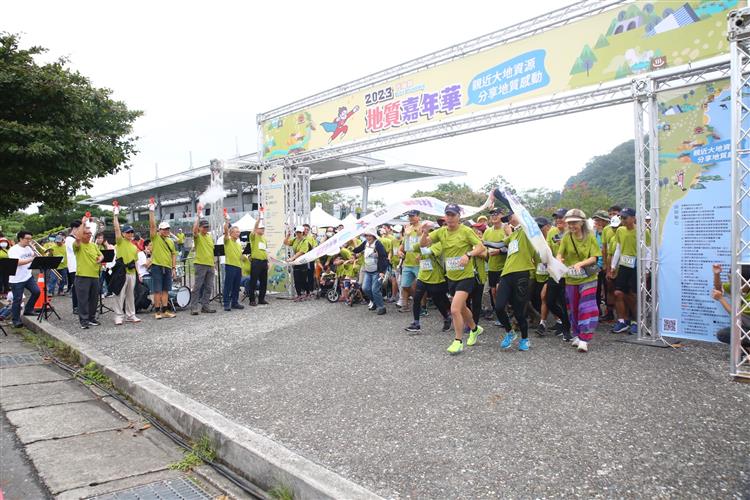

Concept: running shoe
[[420, 309, 428, 317], [376, 308, 386, 315], [442, 317, 452, 332], [494, 320, 503, 327], [154, 311, 162, 320], [630, 323, 638, 335], [405, 321, 421, 333], [88, 320, 100, 326], [162, 310, 176, 318], [518, 338, 530, 351], [500, 331, 517, 349], [467, 325, 484, 346], [571, 337, 580, 347], [577, 340, 589, 353], [231, 304, 245, 310], [553, 322, 564, 336], [535, 322, 546, 336], [447, 339, 463, 355], [125, 317, 141, 323], [612, 320, 629, 333], [368, 301, 375, 310]]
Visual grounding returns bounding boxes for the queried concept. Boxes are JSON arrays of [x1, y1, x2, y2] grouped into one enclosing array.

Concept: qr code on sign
[[662, 318, 677, 332]]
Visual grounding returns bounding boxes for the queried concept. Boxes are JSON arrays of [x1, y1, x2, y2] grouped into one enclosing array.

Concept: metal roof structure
[[310, 163, 463, 193]]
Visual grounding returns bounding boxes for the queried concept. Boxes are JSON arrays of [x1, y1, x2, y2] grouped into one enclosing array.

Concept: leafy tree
[[0, 33, 142, 215], [311, 191, 383, 216], [413, 182, 486, 207], [557, 182, 614, 217], [481, 175, 517, 197], [564, 140, 636, 207], [519, 188, 561, 217]]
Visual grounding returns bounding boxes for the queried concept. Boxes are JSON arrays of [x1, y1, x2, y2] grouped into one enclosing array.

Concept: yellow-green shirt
[[402, 227, 421, 267], [483, 226, 507, 272], [558, 232, 601, 285], [428, 225, 481, 281], [74, 242, 102, 279], [151, 234, 176, 268], [50, 243, 67, 269], [336, 248, 354, 278], [193, 233, 215, 267], [502, 228, 536, 277], [176, 232, 185, 244], [546, 226, 564, 256], [417, 242, 445, 284], [250, 233, 268, 261], [224, 238, 242, 268], [115, 236, 138, 275], [241, 255, 252, 276]]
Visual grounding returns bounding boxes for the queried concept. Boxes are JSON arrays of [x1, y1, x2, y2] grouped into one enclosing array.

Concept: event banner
[[656, 79, 738, 342], [260, 165, 289, 293], [261, 1, 740, 160]]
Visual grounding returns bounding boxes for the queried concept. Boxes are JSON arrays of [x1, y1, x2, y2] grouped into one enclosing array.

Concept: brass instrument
[[30, 239, 64, 281]]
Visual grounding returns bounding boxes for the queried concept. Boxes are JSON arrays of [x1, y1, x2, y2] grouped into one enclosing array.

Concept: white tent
[[234, 213, 257, 231], [341, 213, 357, 227], [310, 205, 341, 228]]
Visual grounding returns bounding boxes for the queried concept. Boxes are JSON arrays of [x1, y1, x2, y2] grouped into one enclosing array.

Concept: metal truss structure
[[729, 8, 750, 379]]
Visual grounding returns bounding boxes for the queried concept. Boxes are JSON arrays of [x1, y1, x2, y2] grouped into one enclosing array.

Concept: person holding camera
[[112, 204, 140, 325], [557, 209, 602, 353]]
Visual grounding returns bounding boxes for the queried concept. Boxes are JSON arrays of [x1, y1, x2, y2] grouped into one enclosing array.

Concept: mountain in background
[[564, 139, 636, 207]]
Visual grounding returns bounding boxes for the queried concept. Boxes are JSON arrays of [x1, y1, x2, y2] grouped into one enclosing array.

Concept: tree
[[481, 175, 517, 197], [0, 33, 142, 215], [519, 188, 561, 217], [557, 182, 614, 217], [412, 182, 486, 207], [310, 190, 383, 216]]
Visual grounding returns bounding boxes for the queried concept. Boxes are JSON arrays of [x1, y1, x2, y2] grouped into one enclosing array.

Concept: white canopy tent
[[233, 213, 257, 231], [310, 204, 341, 228], [341, 213, 357, 227]]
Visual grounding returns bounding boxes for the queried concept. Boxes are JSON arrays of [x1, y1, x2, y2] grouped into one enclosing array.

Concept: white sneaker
[[125, 316, 141, 323], [571, 337, 580, 347], [577, 340, 588, 353], [396, 301, 403, 308]]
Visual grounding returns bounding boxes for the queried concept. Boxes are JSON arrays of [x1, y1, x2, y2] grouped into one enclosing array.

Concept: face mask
[[395, 234, 402, 239], [326, 232, 333, 238], [0, 242, 7, 249]]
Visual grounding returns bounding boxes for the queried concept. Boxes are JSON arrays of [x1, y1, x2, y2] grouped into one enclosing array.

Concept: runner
[[532, 217, 551, 336], [609, 208, 638, 334], [470, 222, 490, 327], [352, 228, 388, 315], [600, 205, 621, 321], [483, 208, 508, 326], [378, 224, 397, 302], [405, 221, 452, 333], [495, 213, 537, 351], [398, 210, 422, 313], [545, 208, 571, 340], [389, 225, 403, 304], [591, 210, 611, 320], [557, 209, 602, 353], [420, 204, 485, 355]]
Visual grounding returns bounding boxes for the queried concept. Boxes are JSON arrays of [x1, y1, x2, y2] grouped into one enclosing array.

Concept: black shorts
[[615, 265, 637, 294], [488, 270, 501, 288], [447, 277, 475, 295]]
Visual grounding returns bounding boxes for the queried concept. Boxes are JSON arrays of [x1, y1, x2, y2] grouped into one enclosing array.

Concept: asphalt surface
[[43, 293, 750, 499], [0, 411, 51, 500]]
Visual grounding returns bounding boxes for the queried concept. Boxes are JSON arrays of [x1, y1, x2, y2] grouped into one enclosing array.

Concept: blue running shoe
[[494, 320, 503, 327], [611, 320, 629, 333], [630, 322, 637, 335], [518, 338, 530, 351], [501, 331, 517, 349]]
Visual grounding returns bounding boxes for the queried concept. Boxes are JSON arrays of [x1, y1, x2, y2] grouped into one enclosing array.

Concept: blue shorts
[[401, 266, 419, 288], [150, 264, 173, 292]]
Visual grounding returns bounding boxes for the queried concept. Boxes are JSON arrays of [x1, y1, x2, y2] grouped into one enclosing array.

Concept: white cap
[[364, 227, 378, 237], [610, 215, 622, 228], [294, 225, 304, 233], [393, 224, 403, 232], [158, 221, 171, 230]]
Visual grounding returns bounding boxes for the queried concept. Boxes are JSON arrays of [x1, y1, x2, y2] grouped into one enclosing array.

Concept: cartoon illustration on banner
[[261, 1, 740, 161]]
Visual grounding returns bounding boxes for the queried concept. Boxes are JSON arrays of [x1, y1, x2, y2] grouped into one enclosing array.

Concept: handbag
[[568, 234, 600, 277]]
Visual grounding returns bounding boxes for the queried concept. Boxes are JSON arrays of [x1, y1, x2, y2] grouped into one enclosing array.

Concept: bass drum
[[168, 286, 192, 309]]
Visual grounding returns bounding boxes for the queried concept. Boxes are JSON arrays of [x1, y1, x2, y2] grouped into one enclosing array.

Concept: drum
[[168, 286, 191, 309]]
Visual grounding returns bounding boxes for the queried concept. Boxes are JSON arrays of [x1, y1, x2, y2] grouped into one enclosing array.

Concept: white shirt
[[65, 235, 77, 273], [136, 251, 150, 278], [8, 244, 34, 283]]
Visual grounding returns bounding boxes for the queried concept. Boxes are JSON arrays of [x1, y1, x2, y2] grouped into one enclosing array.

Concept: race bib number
[[405, 235, 418, 252], [420, 246, 432, 256], [420, 259, 433, 272], [566, 266, 587, 278], [444, 256, 465, 272], [507, 240, 519, 256], [536, 262, 548, 275], [258, 242, 267, 250], [621, 255, 636, 268]]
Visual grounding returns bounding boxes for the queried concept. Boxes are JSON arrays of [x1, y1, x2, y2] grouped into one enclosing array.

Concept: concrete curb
[[21, 317, 382, 500]]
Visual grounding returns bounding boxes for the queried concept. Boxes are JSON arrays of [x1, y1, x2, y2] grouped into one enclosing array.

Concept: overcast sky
[[6, 0, 634, 205]]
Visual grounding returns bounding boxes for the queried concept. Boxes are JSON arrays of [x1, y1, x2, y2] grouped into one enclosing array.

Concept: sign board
[[260, 1, 738, 161], [260, 165, 289, 292], [657, 78, 738, 342]]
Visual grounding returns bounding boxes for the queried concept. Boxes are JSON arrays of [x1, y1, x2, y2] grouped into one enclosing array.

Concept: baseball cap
[[535, 216, 550, 228], [444, 203, 461, 215], [552, 208, 568, 219], [592, 210, 610, 221], [406, 209, 420, 217], [489, 207, 504, 216], [158, 221, 170, 230], [363, 227, 378, 237], [122, 225, 134, 233], [294, 225, 304, 233], [199, 218, 210, 228], [620, 208, 636, 217]]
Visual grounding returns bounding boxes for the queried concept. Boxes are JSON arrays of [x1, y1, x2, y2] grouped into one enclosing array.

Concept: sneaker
[[420, 309, 428, 317], [201, 307, 217, 313], [518, 338, 530, 351], [571, 337, 580, 347], [125, 316, 141, 323], [467, 325, 484, 346], [442, 317, 452, 332], [154, 311, 162, 320], [258, 300, 270, 305], [224, 308, 232, 312], [500, 331, 517, 349], [535, 323, 547, 337], [368, 304, 377, 311], [114, 319, 123, 326], [612, 320, 629, 333], [248, 301, 257, 307], [191, 309, 200, 315], [494, 320, 502, 327], [447, 339, 463, 355], [563, 331, 573, 342], [162, 310, 176, 318], [80, 323, 89, 330], [553, 322, 564, 335], [405, 321, 421, 333], [377, 307, 386, 315], [630, 323, 638, 335], [231, 304, 245, 310], [577, 340, 589, 353], [88, 319, 100, 326], [399, 307, 410, 314]]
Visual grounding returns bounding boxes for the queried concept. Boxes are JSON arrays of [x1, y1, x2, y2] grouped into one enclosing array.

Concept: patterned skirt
[[565, 280, 599, 341]]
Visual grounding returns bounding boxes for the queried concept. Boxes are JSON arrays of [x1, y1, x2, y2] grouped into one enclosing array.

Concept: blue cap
[[620, 208, 636, 217], [122, 225, 134, 233], [406, 210, 420, 216], [444, 204, 461, 215]]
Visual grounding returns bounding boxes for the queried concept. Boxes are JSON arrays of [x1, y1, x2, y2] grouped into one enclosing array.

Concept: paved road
[[0, 410, 50, 500], [46, 294, 750, 499]]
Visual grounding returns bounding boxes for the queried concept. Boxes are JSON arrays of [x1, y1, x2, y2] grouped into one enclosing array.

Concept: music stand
[[30, 256, 63, 322], [210, 244, 224, 304], [98, 249, 116, 316], [0, 258, 18, 335]]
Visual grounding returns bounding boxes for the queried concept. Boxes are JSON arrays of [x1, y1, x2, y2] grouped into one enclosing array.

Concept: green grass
[[269, 484, 295, 500], [80, 361, 112, 387], [168, 434, 217, 472]]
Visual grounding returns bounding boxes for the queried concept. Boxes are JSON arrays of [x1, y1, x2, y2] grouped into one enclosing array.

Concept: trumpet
[[30, 239, 63, 281]]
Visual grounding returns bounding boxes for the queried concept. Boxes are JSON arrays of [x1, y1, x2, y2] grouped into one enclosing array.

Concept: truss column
[[728, 8, 750, 379]]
